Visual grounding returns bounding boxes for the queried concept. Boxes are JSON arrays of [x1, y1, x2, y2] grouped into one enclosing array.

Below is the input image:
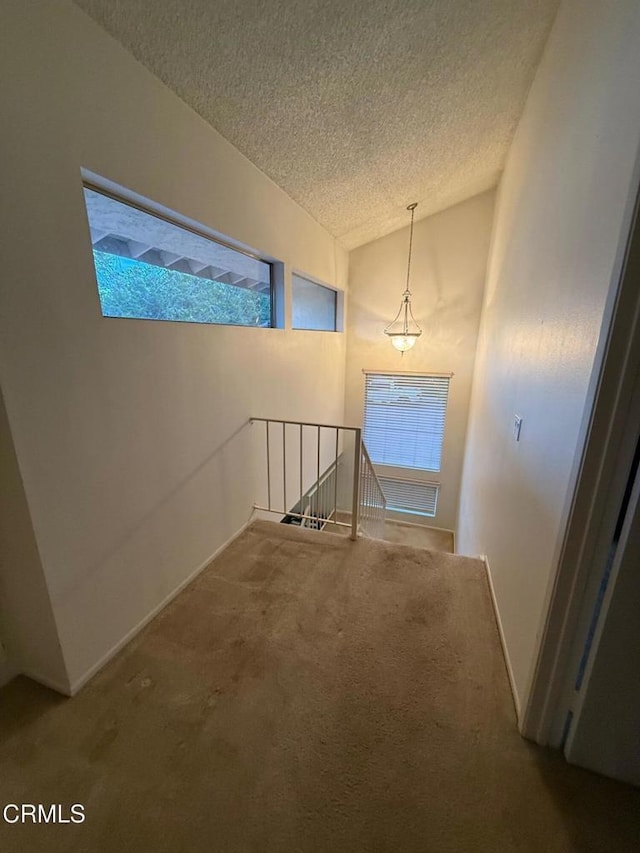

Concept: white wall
[[0, 390, 65, 689], [0, 0, 348, 692], [457, 0, 640, 715], [345, 192, 495, 532]]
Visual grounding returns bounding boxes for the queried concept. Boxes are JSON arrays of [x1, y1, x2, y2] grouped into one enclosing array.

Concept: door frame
[[521, 150, 640, 745], [563, 426, 640, 783]]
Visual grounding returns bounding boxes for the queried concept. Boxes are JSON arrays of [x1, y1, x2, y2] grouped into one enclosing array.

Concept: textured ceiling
[[73, 0, 560, 248]]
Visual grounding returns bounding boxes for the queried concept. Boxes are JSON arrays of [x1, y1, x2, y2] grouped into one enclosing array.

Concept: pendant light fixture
[[384, 202, 422, 353]]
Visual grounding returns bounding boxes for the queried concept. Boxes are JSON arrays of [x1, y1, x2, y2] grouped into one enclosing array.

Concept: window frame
[[83, 180, 277, 328]]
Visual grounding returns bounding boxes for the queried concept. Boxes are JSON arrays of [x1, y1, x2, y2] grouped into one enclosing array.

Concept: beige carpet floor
[[0, 520, 638, 852]]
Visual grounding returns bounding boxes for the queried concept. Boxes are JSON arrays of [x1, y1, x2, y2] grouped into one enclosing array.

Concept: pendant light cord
[[405, 202, 417, 294], [384, 201, 422, 352]]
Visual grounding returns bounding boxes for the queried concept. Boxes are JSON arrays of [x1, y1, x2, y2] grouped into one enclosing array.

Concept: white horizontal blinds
[[378, 477, 439, 518], [363, 373, 450, 472]]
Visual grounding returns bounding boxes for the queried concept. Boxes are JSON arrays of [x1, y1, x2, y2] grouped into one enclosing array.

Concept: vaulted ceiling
[[74, 0, 560, 248]]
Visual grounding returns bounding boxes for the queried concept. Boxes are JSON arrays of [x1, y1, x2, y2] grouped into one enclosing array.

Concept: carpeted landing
[[1, 520, 639, 852]]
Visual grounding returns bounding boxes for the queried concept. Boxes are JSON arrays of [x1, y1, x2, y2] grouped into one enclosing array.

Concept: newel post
[[351, 428, 361, 540]]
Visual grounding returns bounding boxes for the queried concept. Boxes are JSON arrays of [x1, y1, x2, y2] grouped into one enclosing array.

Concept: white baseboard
[[68, 521, 251, 696], [482, 554, 521, 724]]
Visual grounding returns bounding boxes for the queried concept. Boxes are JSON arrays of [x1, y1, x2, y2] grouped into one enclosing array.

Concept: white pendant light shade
[[390, 333, 419, 352]]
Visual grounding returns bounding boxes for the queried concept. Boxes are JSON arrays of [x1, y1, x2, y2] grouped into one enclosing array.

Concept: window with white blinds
[[363, 373, 450, 472], [378, 478, 439, 518]]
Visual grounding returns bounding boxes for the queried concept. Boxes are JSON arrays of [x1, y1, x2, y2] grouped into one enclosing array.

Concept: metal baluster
[[282, 421, 287, 514], [361, 456, 364, 533], [364, 461, 368, 532], [365, 456, 371, 525], [375, 473, 379, 535], [334, 428, 339, 524], [316, 425, 321, 528], [365, 455, 369, 531], [266, 420, 271, 510], [299, 423, 303, 523]]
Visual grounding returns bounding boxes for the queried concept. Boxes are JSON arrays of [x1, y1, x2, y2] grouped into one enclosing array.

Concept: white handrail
[[251, 417, 361, 430]]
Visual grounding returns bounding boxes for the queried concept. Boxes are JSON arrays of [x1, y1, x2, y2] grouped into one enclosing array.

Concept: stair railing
[[251, 418, 386, 540], [359, 441, 387, 541]]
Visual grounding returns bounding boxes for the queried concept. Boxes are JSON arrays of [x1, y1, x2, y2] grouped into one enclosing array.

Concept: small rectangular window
[[363, 373, 450, 472], [83, 186, 273, 327], [292, 273, 337, 331]]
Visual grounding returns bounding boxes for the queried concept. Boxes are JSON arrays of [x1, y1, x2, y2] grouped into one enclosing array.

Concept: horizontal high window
[[83, 186, 273, 326], [292, 273, 338, 331]]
